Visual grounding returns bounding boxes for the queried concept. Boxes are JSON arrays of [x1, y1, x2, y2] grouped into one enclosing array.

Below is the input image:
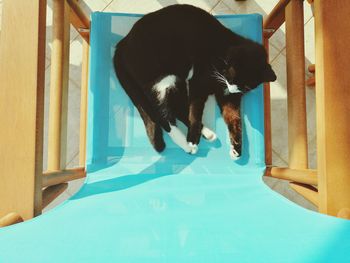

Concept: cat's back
[[125, 5, 224, 44], [114, 5, 230, 83]]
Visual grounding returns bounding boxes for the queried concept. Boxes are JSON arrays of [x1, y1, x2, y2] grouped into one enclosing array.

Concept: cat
[[113, 4, 276, 159]]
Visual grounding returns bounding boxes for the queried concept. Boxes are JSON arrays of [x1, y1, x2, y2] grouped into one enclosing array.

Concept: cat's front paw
[[229, 145, 240, 160], [188, 142, 198, 154], [201, 126, 217, 142]]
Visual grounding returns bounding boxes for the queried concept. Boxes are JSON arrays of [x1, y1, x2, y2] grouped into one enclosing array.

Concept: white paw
[[188, 142, 198, 155], [201, 126, 217, 142], [229, 145, 240, 160]]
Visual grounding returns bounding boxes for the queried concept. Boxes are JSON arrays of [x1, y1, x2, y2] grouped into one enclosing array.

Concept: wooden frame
[[314, 0, 350, 216], [0, 0, 89, 224], [0, 0, 46, 220], [1, 0, 349, 226], [263, 0, 350, 216]]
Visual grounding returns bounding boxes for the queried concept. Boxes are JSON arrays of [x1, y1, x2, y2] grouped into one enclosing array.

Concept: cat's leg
[[168, 79, 217, 145], [176, 112, 216, 142], [186, 97, 209, 153], [216, 95, 242, 160], [158, 84, 197, 154], [168, 124, 198, 154], [137, 105, 166, 152]]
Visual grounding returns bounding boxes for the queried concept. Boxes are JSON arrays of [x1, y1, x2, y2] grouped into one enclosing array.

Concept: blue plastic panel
[[0, 12, 349, 263], [86, 13, 266, 171]]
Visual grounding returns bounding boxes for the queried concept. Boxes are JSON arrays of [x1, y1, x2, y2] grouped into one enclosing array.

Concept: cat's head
[[213, 42, 276, 94]]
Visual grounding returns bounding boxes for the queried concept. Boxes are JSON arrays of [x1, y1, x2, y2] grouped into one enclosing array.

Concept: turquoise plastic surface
[[1, 12, 350, 263]]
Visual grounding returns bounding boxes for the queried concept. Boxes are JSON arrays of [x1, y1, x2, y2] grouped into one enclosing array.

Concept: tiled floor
[[0, 0, 317, 212]]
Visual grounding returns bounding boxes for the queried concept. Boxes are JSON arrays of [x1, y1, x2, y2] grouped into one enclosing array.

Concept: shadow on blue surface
[[75, 152, 201, 199]]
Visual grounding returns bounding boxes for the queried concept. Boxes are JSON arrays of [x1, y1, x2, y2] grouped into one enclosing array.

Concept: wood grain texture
[[79, 40, 89, 166], [0, 0, 46, 220], [285, 0, 308, 169], [315, 0, 350, 216], [48, 0, 70, 170], [42, 167, 86, 188], [266, 167, 318, 186]]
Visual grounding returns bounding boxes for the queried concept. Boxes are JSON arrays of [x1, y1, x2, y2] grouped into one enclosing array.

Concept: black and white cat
[[113, 4, 276, 159]]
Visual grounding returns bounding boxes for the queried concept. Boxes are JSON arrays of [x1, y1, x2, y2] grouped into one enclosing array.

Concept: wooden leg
[[315, 0, 350, 216], [0, 0, 46, 219], [285, 0, 308, 169], [48, 0, 70, 170]]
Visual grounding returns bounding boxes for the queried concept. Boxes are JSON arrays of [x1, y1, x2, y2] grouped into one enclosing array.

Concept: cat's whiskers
[[212, 68, 241, 93], [213, 76, 227, 84], [212, 75, 228, 86], [212, 70, 227, 82]]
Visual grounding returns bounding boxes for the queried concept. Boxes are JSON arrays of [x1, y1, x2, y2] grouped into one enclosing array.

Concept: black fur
[[113, 4, 276, 156]]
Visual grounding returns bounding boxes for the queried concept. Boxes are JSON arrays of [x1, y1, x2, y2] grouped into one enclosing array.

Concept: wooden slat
[[79, 40, 90, 166], [42, 183, 68, 209], [0, 0, 46, 220], [285, 0, 308, 169], [42, 167, 86, 188], [48, 0, 70, 170], [266, 167, 318, 185], [315, 0, 350, 216], [67, 0, 90, 43], [0, 212, 24, 228], [263, 37, 272, 165], [289, 182, 318, 206], [263, 0, 291, 38]]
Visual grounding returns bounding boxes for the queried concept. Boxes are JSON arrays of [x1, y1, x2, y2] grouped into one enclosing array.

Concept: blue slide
[[0, 13, 350, 263]]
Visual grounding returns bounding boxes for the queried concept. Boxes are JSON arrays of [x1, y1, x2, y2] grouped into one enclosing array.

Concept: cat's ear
[[263, 64, 277, 82]]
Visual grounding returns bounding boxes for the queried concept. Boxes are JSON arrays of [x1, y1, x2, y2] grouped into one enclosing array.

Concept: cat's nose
[[228, 80, 234, 85]]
